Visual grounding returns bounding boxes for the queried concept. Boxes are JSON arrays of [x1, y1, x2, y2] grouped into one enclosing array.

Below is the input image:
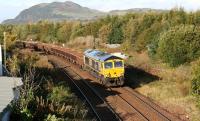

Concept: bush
[[158, 25, 200, 67], [48, 86, 74, 103], [7, 55, 20, 76], [192, 59, 200, 95], [108, 17, 124, 44], [44, 114, 64, 121], [10, 71, 38, 121], [191, 59, 200, 108]]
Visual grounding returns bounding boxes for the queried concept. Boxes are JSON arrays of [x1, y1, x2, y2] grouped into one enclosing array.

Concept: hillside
[[2, 1, 166, 24], [2, 1, 105, 24], [109, 8, 167, 15]]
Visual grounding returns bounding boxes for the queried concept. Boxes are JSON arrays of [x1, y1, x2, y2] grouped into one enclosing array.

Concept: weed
[[47, 86, 74, 104]]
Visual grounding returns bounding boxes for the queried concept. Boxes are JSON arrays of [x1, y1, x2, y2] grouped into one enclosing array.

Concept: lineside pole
[[3, 32, 6, 69]]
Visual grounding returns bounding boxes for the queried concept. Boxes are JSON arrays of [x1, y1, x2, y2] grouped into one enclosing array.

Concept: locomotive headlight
[[105, 73, 111, 77]]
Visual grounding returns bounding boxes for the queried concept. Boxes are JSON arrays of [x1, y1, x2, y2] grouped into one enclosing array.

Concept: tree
[[6, 32, 17, 51], [0, 25, 5, 44], [157, 25, 200, 66], [108, 17, 124, 44], [56, 22, 73, 43], [135, 22, 164, 52], [70, 22, 83, 39], [123, 18, 139, 45], [167, 7, 187, 25], [98, 24, 111, 43], [194, 11, 200, 25]]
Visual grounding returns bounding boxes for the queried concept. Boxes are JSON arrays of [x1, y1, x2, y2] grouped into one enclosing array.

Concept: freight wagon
[[22, 41, 125, 86]]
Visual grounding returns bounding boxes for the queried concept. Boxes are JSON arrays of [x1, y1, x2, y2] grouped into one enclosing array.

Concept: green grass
[[126, 51, 200, 121], [9, 49, 93, 121]]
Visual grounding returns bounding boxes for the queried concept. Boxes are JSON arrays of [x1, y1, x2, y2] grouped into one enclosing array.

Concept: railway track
[[109, 87, 178, 121], [22, 39, 184, 121], [121, 87, 180, 120], [67, 67, 149, 121], [50, 60, 121, 121], [48, 55, 182, 121]]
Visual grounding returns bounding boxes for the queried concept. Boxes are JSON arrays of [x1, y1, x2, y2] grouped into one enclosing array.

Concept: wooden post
[[93, 37, 96, 49]]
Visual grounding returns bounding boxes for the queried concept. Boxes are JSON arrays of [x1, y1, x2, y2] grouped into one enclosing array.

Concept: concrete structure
[[0, 45, 2, 76], [106, 44, 121, 48], [0, 77, 22, 121], [0, 46, 23, 121]]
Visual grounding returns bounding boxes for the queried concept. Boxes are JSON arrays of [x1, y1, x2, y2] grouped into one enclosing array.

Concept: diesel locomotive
[[84, 49, 124, 86]]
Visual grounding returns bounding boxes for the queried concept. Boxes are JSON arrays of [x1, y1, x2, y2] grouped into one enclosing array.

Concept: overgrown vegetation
[[192, 59, 200, 108], [158, 25, 200, 67], [2, 7, 200, 119], [1, 8, 200, 66], [127, 52, 200, 120], [7, 50, 92, 121]]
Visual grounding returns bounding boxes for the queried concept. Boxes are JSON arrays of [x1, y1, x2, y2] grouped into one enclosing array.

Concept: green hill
[[2, 1, 105, 24], [2, 1, 167, 24]]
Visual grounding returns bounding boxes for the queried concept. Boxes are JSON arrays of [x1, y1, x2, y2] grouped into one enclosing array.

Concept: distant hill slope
[[2, 1, 166, 24], [109, 8, 167, 15], [3, 1, 105, 24]]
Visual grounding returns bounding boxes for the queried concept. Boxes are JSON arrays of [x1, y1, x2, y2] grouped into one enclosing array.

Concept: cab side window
[[114, 61, 123, 67], [104, 62, 113, 69]]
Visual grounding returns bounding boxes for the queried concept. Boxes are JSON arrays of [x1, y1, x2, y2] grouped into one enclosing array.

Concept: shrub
[[108, 17, 124, 44], [44, 114, 64, 121], [191, 59, 200, 108], [157, 25, 200, 67], [19, 51, 40, 73], [98, 24, 111, 43], [10, 71, 38, 121], [192, 59, 200, 95], [48, 86, 74, 104], [7, 55, 20, 76]]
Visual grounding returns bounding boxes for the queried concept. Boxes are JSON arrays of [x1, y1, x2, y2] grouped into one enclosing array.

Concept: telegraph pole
[[93, 37, 96, 49], [3, 32, 6, 69]]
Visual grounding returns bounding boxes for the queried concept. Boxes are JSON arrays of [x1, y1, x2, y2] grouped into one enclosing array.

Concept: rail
[[122, 87, 179, 121], [51, 61, 121, 121], [108, 87, 149, 121], [62, 70, 102, 121], [70, 67, 123, 121], [24, 42, 181, 121]]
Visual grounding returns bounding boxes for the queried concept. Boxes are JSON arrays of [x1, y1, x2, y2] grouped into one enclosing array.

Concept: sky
[[0, 0, 200, 22]]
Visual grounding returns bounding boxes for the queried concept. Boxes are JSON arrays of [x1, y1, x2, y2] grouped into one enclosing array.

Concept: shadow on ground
[[125, 65, 160, 88], [53, 68, 121, 121]]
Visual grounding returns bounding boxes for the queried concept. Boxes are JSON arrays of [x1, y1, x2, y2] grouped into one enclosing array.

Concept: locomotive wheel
[[101, 77, 108, 86], [104, 78, 112, 87], [116, 77, 124, 86]]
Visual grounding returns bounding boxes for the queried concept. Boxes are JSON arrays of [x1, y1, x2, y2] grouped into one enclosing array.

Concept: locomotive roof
[[84, 49, 122, 62]]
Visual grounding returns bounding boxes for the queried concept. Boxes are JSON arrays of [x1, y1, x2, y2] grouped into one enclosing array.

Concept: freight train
[[21, 41, 125, 86]]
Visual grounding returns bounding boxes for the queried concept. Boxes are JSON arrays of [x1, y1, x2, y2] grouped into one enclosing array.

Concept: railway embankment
[[7, 49, 95, 121], [47, 54, 182, 121]]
